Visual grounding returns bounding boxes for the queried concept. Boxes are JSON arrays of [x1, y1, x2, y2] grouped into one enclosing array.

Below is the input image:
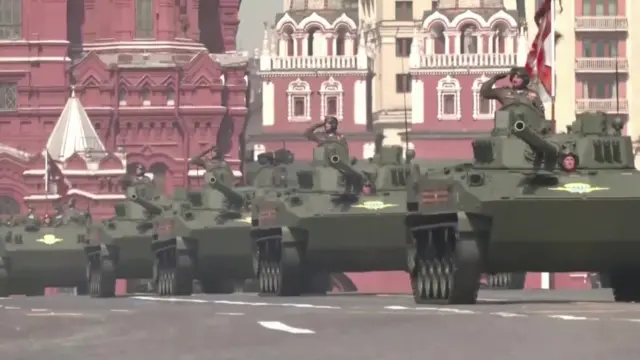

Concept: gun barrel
[[512, 120, 559, 155], [327, 150, 365, 183], [126, 188, 163, 215], [204, 172, 245, 205]]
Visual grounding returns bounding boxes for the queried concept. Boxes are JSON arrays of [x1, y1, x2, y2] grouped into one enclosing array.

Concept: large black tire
[[88, 258, 116, 298], [0, 267, 9, 297], [257, 239, 303, 297], [155, 251, 193, 296]]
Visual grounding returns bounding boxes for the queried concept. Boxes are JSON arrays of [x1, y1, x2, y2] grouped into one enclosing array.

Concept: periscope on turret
[[84, 180, 158, 298], [250, 135, 417, 297], [0, 206, 92, 297], [405, 101, 640, 305]]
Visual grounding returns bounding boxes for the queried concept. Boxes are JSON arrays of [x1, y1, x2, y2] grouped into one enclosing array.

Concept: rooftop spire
[[45, 86, 106, 161]]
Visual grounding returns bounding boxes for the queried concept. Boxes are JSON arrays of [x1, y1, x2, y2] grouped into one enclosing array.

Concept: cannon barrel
[[204, 172, 245, 205], [512, 120, 559, 156], [326, 149, 365, 184], [126, 188, 163, 216]]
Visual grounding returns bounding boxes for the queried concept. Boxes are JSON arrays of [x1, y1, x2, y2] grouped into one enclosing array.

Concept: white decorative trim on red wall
[[286, 78, 311, 122], [471, 74, 496, 120], [436, 75, 461, 121], [320, 76, 343, 120]]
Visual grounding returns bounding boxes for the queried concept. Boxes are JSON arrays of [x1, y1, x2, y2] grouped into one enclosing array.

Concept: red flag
[[526, 0, 556, 99], [46, 152, 72, 197]]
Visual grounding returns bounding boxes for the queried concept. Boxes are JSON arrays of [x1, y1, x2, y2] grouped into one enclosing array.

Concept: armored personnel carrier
[[143, 148, 270, 296], [0, 207, 91, 297], [406, 103, 640, 304], [84, 180, 159, 298], [251, 137, 415, 296]]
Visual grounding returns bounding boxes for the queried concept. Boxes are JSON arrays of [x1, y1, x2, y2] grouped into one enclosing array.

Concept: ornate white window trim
[[253, 144, 266, 160], [320, 76, 344, 120], [472, 74, 496, 120], [287, 78, 311, 122], [436, 75, 461, 121], [362, 142, 375, 159]]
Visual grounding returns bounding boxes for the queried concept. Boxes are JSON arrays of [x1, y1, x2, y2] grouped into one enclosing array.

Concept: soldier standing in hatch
[[303, 116, 346, 146], [479, 67, 545, 115], [133, 164, 152, 184]]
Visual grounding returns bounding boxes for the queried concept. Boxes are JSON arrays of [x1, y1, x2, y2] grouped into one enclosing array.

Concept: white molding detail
[[276, 12, 357, 32], [471, 74, 496, 120], [362, 142, 375, 159], [253, 144, 266, 160], [286, 78, 311, 122], [422, 10, 517, 31], [436, 75, 462, 121], [320, 76, 343, 120]]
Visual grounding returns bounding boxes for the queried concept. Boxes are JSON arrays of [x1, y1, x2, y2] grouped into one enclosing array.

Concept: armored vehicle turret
[[0, 205, 92, 297], [251, 136, 416, 296], [84, 180, 161, 297], [406, 102, 640, 304], [148, 147, 266, 296]]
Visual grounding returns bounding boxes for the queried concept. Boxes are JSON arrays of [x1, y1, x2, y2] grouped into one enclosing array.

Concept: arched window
[[362, 142, 375, 159], [0, 195, 20, 215], [437, 75, 461, 121], [118, 86, 128, 106], [253, 144, 266, 160], [335, 27, 349, 56], [459, 24, 478, 54], [491, 23, 508, 54], [286, 78, 311, 122], [320, 76, 343, 120], [472, 75, 496, 120], [307, 27, 320, 56], [431, 23, 446, 55], [141, 86, 151, 106], [282, 26, 295, 56]]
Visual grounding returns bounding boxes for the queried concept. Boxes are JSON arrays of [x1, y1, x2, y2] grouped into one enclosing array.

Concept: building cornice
[[410, 68, 512, 76], [248, 131, 377, 142], [259, 70, 370, 77], [400, 131, 490, 141]]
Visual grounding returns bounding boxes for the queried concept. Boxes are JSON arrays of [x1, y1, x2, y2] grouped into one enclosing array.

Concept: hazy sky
[[237, 0, 282, 53]]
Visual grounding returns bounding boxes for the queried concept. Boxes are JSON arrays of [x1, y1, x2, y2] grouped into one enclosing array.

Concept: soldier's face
[[511, 75, 523, 87], [324, 122, 332, 132]]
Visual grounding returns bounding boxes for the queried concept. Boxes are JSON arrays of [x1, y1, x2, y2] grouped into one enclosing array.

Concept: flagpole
[[550, 0, 557, 124], [44, 150, 49, 193]]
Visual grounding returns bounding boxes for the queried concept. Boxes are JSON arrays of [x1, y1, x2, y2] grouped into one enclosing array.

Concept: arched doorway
[[0, 195, 21, 216], [149, 162, 170, 194]]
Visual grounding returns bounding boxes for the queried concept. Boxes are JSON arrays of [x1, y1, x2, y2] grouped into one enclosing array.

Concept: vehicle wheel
[[155, 250, 193, 296], [88, 257, 116, 298], [0, 267, 9, 297], [408, 224, 481, 304], [258, 238, 302, 297]]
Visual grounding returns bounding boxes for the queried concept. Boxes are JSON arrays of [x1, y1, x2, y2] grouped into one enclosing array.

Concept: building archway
[[0, 195, 20, 216], [149, 162, 170, 194]]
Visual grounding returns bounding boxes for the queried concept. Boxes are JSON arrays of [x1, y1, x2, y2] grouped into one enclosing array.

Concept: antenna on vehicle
[[400, 28, 410, 159], [614, 19, 621, 122]]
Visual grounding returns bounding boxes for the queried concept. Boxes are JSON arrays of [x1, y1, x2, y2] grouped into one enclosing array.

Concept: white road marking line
[[216, 312, 244, 316], [491, 312, 527, 318], [110, 309, 133, 313], [383, 305, 476, 314], [30, 309, 49, 312], [27, 312, 85, 317], [5, 306, 20, 310], [258, 321, 315, 334], [478, 298, 507, 302], [131, 296, 340, 309], [548, 315, 598, 321]]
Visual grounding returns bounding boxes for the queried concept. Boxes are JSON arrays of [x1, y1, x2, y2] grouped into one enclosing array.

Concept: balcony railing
[[576, 99, 628, 113], [575, 16, 628, 31], [416, 53, 518, 69], [269, 56, 360, 70], [575, 57, 628, 72]]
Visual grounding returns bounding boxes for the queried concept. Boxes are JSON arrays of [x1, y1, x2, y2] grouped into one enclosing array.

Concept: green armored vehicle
[[406, 103, 640, 304], [251, 137, 415, 296], [0, 206, 91, 296], [140, 148, 258, 296], [85, 180, 158, 298]]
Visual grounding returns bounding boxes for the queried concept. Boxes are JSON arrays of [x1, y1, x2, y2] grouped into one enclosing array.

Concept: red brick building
[[0, 0, 248, 217]]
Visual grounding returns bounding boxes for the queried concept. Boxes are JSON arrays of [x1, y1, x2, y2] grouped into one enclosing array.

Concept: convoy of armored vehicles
[[2, 100, 633, 303]]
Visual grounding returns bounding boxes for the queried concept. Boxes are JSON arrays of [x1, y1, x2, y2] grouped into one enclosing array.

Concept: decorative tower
[[250, 0, 374, 160]]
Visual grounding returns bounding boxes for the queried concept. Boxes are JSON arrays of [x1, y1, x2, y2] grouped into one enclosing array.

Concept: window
[[0, 0, 21, 40], [583, 0, 617, 15], [293, 97, 305, 117], [584, 81, 615, 98], [582, 39, 592, 57], [118, 87, 127, 105], [326, 96, 337, 116], [135, 0, 153, 38], [396, 38, 412, 57], [287, 78, 310, 121], [396, 74, 411, 93], [141, 87, 150, 106], [166, 87, 175, 105], [443, 94, 455, 115], [0, 82, 17, 111], [395, 1, 413, 21], [584, 39, 619, 57], [437, 75, 461, 121]]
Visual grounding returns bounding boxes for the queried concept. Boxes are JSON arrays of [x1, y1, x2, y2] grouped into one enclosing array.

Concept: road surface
[[0, 289, 637, 360]]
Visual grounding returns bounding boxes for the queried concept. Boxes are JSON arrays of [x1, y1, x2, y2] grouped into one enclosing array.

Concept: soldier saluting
[[303, 116, 346, 146], [480, 67, 545, 115]]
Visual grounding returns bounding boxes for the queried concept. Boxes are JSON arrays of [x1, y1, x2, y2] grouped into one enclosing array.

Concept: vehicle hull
[[190, 226, 253, 280]]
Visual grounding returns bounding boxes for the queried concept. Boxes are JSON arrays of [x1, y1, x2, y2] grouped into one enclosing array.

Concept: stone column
[[425, 34, 434, 55], [293, 33, 304, 56], [344, 33, 354, 56], [505, 31, 514, 54]]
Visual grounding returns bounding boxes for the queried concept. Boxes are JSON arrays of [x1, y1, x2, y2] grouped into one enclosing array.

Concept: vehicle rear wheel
[[88, 257, 116, 298], [409, 225, 481, 304], [257, 237, 302, 297], [0, 267, 9, 297]]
